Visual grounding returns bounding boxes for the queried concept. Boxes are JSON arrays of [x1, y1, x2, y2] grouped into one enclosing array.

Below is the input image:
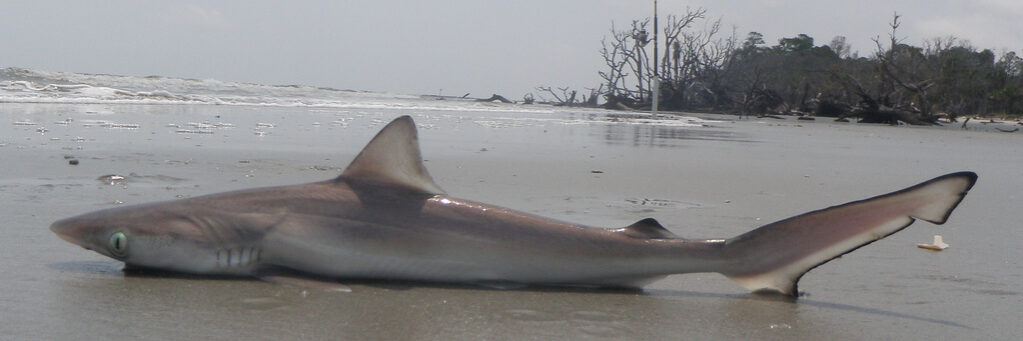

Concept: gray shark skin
[[51, 116, 978, 296]]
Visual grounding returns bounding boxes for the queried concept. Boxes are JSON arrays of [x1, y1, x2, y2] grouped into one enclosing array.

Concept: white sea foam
[[0, 67, 717, 130], [471, 114, 714, 129], [1, 67, 562, 114]]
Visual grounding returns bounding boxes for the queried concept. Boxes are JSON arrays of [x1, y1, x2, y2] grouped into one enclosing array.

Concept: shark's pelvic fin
[[339, 116, 445, 194], [720, 171, 977, 296], [621, 218, 679, 239]]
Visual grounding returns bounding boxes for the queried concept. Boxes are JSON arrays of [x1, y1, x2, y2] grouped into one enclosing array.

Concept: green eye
[[108, 232, 128, 258]]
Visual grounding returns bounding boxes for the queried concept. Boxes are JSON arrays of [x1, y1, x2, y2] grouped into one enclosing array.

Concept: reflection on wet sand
[[47, 261, 966, 339], [597, 123, 751, 148]]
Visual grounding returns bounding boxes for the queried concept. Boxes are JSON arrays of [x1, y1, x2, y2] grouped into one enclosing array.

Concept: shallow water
[[2, 103, 1021, 339]]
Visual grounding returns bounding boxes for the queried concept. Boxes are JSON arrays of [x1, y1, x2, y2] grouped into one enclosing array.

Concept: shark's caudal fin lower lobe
[[719, 172, 977, 296]]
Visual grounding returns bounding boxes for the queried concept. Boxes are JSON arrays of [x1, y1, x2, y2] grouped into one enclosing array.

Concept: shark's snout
[[50, 219, 80, 244], [50, 217, 70, 234], [50, 217, 97, 249]]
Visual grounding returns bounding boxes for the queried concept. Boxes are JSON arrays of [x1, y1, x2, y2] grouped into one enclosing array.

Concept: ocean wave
[[0, 67, 566, 114]]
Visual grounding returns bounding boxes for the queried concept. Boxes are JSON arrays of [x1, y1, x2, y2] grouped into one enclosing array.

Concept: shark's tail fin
[[719, 172, 976, 296]]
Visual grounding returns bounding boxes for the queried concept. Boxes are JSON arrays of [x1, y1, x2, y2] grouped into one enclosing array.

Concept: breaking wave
[[0, 67, 557, 113]]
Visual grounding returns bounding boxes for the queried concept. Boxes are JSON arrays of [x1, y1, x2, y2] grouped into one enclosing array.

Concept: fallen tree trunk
[[845, 75, 938, 125], [854, 106, 934, 125], [477, 94, 513, 103]]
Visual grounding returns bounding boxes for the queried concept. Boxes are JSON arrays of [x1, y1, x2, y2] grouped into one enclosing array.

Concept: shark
[[51, 115, 977, 296]]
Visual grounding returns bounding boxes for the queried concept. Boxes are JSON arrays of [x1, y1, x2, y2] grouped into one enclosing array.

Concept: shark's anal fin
[[720, 171, 977, 296], [621, 218, 679, 239], [338, 116, 445, 195]]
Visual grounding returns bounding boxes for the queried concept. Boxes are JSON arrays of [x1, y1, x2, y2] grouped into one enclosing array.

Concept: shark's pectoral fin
[[719, 171, 977, 296], [338, 116, 445, 195], [620, 218, 679, 239]]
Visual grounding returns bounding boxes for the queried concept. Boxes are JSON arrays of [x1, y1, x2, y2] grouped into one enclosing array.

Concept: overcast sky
[[2, 1, 1021, 98]]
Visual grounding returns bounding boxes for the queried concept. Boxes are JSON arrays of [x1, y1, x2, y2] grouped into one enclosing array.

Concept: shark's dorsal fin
[[621, 218, 678, 239], [338, 116, 445, 194]]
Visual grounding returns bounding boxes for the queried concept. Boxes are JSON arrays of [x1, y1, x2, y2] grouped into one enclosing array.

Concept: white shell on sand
[[917, 235, 949, 251]]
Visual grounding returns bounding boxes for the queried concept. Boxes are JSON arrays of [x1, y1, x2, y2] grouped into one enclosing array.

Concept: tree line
[[542, 9, 1023, 124]]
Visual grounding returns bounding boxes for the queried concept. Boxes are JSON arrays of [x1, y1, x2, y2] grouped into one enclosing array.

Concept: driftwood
[[603, 94, 639, 110], [744, 88, 785, 115], [858, 107, 934, 125], [477, 94, 513, 103], [813, 99, 851, 117], [843, 75, 938, 125], [537, 86, 583, 107], [522, 93, 535, 104]]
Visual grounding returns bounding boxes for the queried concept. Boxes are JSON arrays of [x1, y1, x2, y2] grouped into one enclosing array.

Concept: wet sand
[[2, 103, 1021, 339]]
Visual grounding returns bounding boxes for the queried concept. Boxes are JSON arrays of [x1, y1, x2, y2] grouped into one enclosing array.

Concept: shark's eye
[[108, 232, 128, 258]]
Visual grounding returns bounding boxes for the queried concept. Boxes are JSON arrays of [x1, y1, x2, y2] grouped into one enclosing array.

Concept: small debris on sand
[[917, 235, 949, 251], [97, 174, 127, 185]]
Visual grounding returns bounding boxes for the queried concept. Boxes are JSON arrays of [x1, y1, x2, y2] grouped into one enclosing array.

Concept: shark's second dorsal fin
[[338, 116, 445, 194], [621, 218, 678, 239]]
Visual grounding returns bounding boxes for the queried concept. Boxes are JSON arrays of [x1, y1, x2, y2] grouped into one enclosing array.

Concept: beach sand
[[2, 103, 1021, 339]]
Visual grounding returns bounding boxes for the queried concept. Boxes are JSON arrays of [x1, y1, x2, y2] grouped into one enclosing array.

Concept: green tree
[[779, 34, 814, 53]]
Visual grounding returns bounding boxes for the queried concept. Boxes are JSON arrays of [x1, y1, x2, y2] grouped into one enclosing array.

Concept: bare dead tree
[[598, 7, 741, 111], [583, 85, 603, 107], [660, 11, 710, 106], [536, 86, 580, 106], [660, 8, 707, 82], [870, 13, 938, 123], [683, 17, 732, 106], [599, 23, 634, 106], [599, 19, 656, 108], [536, 86, 564, 103], [656, 9, 733, 109], [923, 36, 961, 56], [628, 19, 652, 100]]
